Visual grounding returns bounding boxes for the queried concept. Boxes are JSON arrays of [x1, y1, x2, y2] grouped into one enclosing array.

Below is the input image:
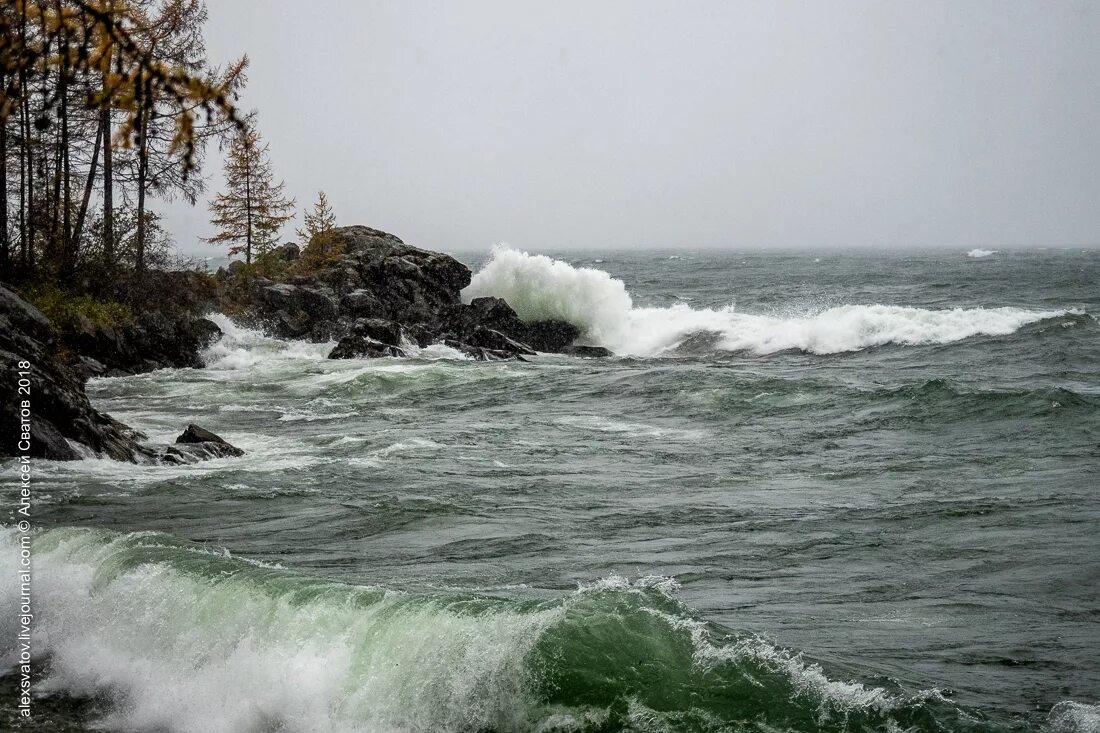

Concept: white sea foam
[[967, 248, 998, 258], [463, 246, 1066, 356], [0, 527, 559, 733], [3, 532, 1030, 733], [1049, 702, 1100, 733], [201, 313, 333, 370]]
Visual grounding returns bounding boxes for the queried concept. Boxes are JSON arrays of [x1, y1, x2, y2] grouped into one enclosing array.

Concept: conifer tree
[[296, 190, 338, 263], [206, 123, 294, 264]]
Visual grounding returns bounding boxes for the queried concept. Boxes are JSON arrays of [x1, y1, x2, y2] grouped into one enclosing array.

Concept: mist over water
[[3, 249, 1099, 732]]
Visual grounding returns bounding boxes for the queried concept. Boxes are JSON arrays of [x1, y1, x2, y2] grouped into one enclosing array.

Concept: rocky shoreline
[[0, 225, 610, 463]]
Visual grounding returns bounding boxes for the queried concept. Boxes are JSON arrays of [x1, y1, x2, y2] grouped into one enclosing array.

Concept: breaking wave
[[463, 247, 1070, 357], [967, 249, 999, 258], [200, 313, 333, 369], [0, 526, 1013, 733]]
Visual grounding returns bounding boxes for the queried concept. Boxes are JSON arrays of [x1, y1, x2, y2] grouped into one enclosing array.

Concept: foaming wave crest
[[464, 247, 1069, 357], [201, 313, 333, 370], [0, 526, 1001, 733], [967, 248, 998, 258]]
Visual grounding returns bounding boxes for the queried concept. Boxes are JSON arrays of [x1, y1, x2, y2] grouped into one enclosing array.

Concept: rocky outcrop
[[0, 285, 146, 461], [63, 312, 223, 378], [251, 281, 340, 341], [231, 225, 609, 357], [0, 285, 247, 464], [333, 226, 471, 322]]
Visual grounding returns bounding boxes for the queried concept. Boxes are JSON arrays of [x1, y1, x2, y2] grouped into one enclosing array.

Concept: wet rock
[[173, 423, 245, 458], [524, 320, 582, 352], [443, 340, 527, 362], [60, 313, 223, 376], [563, 345, 613, 358], [340, 288, 386, 318], [253, 283, 338, 340], [348, 317, 405, 346], [0, 285, 147, 461], [465, 327, 536, 356], [328, 336, 407, 359], [328, 225, 472, 322]]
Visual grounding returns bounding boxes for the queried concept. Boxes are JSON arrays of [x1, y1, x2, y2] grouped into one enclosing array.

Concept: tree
[[296, 189, 338, 262], [206, 122, 294, 264], [0, 0, 246, 282]]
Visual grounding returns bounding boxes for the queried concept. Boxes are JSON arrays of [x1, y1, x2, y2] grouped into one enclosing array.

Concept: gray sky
[[164, 0, 1100, 256]]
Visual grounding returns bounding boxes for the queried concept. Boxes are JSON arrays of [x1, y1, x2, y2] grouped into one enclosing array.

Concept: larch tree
[[207, 123, 294, 264], [0, 0, 246, 282], [296, 190, 338, 264]]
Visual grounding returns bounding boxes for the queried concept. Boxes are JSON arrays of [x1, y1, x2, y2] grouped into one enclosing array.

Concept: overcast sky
[[163, 0, 1100, 256]]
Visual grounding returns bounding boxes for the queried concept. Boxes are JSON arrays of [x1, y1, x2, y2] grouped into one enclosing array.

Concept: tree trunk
[[135, 79, 149, 275], [73, 115, 104, 252], [102, 104, 114, 265], [23, 89, 34, 271], [18, 81, 28, 270], [244, 163, 252, 265], [60, 68, 73, 280], [49, 102, 62, 266]]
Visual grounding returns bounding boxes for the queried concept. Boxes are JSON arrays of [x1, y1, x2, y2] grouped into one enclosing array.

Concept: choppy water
[[3, 248, 1099, 733]]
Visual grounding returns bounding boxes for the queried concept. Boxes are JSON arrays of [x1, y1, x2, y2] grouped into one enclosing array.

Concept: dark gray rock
[[524, 320, 582, 352], [328, 335, 407, 359], [277, 242, 300, 261], [175, 423, 245, 457], [563, 345, 613, 358], [437, 297, 581, 353], [60, 313, 223, 376], [340, 289, 385, 318], [465, 327, 536, 356], [348, 318, 405, 346], [328, 226, 472, 323], [442, 340, 527, 362], [253, 283, 338, 340], [0, 285, 147, 461]]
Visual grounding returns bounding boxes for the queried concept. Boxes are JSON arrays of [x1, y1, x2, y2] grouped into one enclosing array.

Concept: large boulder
[[465, 327, 536, 356], [170, 423, 245, 460], [253, 282, 339, 340], [440, 297, 527, 338], [329, 226, 472, 322], [436, 297, 580, 353], [329, 337, 406, 360], [524, 320, 582, 352], [563, 345, 613, 358]]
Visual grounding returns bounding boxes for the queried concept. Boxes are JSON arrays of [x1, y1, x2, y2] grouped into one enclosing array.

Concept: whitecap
[[463, 247, 1068, 357]]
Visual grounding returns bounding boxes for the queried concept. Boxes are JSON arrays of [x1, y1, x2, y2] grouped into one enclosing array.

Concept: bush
[[23, 283, 134, 330]]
